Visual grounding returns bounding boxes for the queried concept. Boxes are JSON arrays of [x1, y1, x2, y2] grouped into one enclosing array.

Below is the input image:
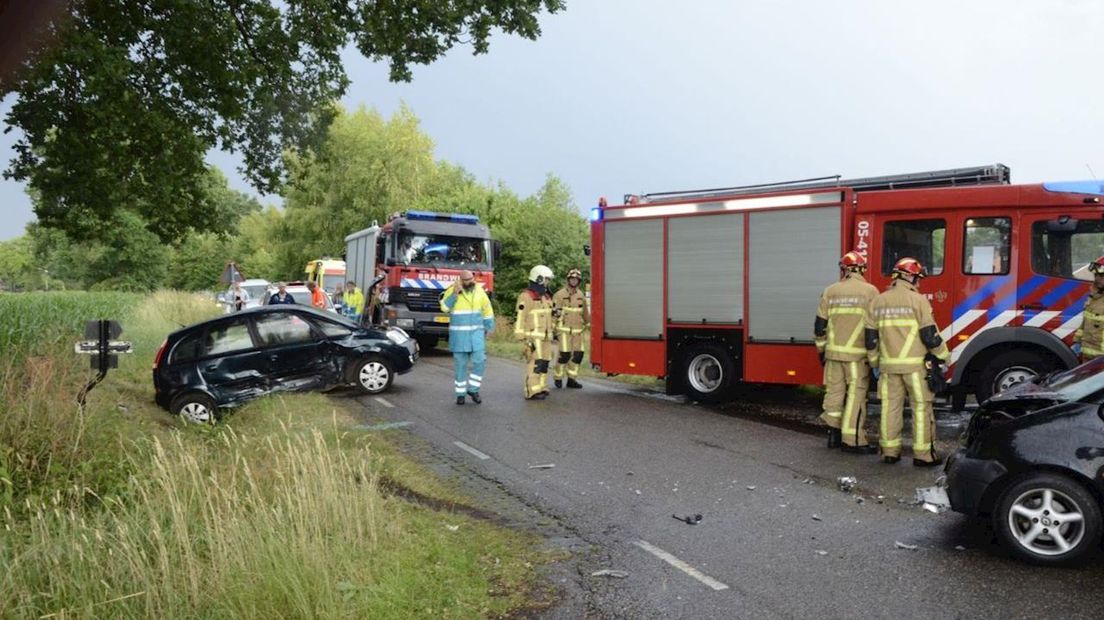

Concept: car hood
[[980, 379, 1067, 418]]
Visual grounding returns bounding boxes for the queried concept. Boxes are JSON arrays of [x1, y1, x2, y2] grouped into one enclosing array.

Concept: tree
[[2, 0, 564, 244], [0, 236, 36, 290]]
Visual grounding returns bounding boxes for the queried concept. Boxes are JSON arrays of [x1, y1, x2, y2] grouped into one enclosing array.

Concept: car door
[[191, 318, 269, 404], [253, 312, 336, 390]]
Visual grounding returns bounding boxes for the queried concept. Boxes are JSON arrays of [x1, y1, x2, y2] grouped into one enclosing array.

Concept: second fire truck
[[588, 164, 1104, 410]]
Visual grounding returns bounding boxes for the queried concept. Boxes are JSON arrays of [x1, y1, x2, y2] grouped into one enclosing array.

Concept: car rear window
[[255, 313, 315, 346], [170, 331, 206, 364], [170, 319, 254, 363]]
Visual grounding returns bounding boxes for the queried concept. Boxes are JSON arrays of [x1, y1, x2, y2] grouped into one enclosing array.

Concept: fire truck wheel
[[975, 349, 1060, 404], [680, 343, 735, 403], [416, 335, 439, 351]]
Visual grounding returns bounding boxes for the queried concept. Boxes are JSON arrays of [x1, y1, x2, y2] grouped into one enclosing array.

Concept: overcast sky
[[3, 0, 1102, 240]]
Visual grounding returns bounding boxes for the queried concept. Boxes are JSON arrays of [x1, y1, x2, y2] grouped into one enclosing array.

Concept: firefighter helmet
[[1089, 256, 1104, 274], [838, 251, 867, 272], [892, 257, 926, 280], [529, 265, 554, 285], [566, 268, 583, 281]]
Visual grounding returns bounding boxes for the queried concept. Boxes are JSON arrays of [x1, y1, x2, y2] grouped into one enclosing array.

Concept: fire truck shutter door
[[748, 207, 841, 343], [668, 214, 743, 323], [344, 226, 380, 295], [605, 220, 663, 339]]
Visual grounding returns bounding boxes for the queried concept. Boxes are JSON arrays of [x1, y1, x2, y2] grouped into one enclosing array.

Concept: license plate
[[434, 316, 450, 323]]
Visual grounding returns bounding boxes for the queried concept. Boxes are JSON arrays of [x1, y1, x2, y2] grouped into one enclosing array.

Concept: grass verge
[[0, 291, 547, 618]]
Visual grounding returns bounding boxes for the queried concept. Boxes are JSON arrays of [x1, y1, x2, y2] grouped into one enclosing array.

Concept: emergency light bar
[[404, 210, 480, 224]]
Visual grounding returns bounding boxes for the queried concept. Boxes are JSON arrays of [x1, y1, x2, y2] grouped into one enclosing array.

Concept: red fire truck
[[588, 164, 1104, 410], [345, 210, 500, 349]]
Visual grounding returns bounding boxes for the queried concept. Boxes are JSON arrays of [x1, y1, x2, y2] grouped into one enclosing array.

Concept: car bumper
[[945, 448, 1008, 517], [386, 305, 451, 336]]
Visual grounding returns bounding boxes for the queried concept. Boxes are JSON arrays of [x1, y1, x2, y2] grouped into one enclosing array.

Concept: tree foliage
[[2, 0, 563, 243]]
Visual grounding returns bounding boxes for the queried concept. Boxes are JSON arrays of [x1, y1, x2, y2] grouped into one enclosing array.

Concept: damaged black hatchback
[[153, 306, 417, 423], [946, 357, 1104, 565]]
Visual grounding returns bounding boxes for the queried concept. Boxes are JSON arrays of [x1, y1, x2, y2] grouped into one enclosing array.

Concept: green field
[[0, 291, 546, 618]]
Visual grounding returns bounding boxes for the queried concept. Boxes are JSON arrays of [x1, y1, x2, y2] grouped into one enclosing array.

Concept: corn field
[[0, 292, 141, 359]]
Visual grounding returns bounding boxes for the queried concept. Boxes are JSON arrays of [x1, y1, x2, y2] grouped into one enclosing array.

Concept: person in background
[[552, 268, 590, 389], [307, 281, 326, 310], [515, 265, 555, 400], [1076, 256, 1104, 362], [440, 270, 495, 405], [267, 282, 295, 305], [231, 281, 250, 312], [343, 281, 365, 323]]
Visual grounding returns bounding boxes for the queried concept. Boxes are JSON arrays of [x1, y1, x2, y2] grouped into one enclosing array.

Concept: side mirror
[[583, 244, 592, 257], [493, 240, 503, 260], [1046, 216, 1078, 233]]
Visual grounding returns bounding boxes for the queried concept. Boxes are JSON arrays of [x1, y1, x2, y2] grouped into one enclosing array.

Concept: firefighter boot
[[827, 428, 842, 449], [554, 379, 563, 388], [913, 456, 943, 468], [567, 378, 583, 389], [842, 443, 878, 455]]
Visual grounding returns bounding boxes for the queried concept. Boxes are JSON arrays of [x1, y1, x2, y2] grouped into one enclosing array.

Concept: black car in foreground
[[153, 305, 417, 423], [946, 357, 1104, 565]]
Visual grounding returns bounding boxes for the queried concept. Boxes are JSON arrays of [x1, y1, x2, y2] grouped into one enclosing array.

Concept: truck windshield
[[396, 232, 490, 268]]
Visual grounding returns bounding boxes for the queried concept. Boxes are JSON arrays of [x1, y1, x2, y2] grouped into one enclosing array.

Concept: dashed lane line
[[354, 421, 413, 431], [373, 396, 395, 408], [633, 539, 730, 591], [453, 440, 491, 460]]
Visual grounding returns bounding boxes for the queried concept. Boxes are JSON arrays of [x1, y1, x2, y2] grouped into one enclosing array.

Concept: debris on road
[[915, 486, 951, 511], [445, 524, 460, 532], [528, 463, 556, 470], [894, 541, 919, 551], [955, 545, 967, 551], [591, 569, 629, 579], [634, 489, 642, 495], [922, 503, 942, 514], [815, 550, 828, 556], [811, 514, 822, 521], [837, 476, 857, 492], [855, 497, 865, 505], [746, 485, 757, 491], [673, 513, 703, 525]]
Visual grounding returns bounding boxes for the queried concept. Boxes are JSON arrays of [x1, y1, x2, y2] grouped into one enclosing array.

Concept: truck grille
[[400, 288, 442, 313]]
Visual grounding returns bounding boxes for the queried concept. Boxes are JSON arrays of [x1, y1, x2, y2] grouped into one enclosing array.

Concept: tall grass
[[0, 292, 142, 359], [0, 292, 544, 618]]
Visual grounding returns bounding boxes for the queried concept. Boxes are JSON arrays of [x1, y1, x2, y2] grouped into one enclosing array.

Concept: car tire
[[355, 356, 395, 394], [415, 335, 439, 352], [679, 342, 736, 403], [170, 392, 218, 424], [975, 349, 1061, 404], [993, 472, 1102, 566]]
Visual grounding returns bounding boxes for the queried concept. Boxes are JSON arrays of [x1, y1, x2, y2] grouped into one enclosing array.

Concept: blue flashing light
[[1043, 181, 1104, 196], [404, 210, 480, 224], [589, 207, 602, 222]]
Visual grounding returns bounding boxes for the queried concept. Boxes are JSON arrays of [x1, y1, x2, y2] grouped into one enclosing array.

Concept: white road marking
[[373, 396, 395, 408], [453, 441, 490, 460], [633, 540, 730, 591], [355, 421, 413, 431]]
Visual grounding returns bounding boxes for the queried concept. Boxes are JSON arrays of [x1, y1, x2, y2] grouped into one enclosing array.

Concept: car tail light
[[152, 339, 168, 370]]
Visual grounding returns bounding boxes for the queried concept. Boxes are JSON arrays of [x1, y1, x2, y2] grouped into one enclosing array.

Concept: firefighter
[[440, 270, 495, 405], [553, 268, 590, 388], [515, 265, 556, 400], [814, 251, 879, 453], [1075, 256, 1104, 362], [865, 257, 950, 467]]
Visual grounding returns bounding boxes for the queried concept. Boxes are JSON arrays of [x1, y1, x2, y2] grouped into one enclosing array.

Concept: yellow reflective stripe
[[883, 357, 925, 365], [878, 319, 918, 327], [827, 345, 867, 354], [823, 411, 842, 419], [1085, 310, 1104, 321], [841, 361, 859, 436], [828, 307, 865, 315], [562, 307, 584, 312], [910, 372, 927, 450], [1084, 344, 1104, 355], [880, 438, 902, 448], [879, 372, 889, 444]]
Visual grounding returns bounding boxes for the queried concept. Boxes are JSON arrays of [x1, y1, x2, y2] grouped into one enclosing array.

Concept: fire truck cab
[[345, 211, 498, 349], [589, 165, 1104, 410]]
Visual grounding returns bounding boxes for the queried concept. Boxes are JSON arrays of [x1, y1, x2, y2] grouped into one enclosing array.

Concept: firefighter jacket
[[1076, 287, 1104, 358], [864, 279, 949, 374], [552, 286, 590, 334], [814, 273, 878, 362], [343, 287, 365, 317], [515, 287, 554, 343], [440, 284, 495, 353]]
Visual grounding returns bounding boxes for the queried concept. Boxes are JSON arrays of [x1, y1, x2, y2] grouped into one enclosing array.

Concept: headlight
[[396, 318, 414, 328], [386, 327, 410, 345]]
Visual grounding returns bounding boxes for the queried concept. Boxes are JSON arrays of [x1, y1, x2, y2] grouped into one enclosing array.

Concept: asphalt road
[[345, 351, 1104, 619]]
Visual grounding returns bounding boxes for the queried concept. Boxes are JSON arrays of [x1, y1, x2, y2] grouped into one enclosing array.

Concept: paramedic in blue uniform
[[440, 270, 495, 405]]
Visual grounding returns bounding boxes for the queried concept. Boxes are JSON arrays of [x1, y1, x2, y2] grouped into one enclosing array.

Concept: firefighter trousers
[[554, 330, 585, 379], [524, 338, 553, 399], [452, 350, 486, 396], [878, 370, 937, 462], [820, 360, 870, 446]]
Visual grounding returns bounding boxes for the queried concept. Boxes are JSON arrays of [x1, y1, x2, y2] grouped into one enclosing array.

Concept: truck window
[[1031, 219, 1104, 278], [881, 219, 945, 276], [963, 217, 1011, 275]]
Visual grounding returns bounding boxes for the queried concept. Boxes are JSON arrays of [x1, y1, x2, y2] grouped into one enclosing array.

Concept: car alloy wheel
[[1007, 487, 1086, 557], [180, 401, 213, 424], [171, 392, 217, 424], [358, 360, 391, 393]]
